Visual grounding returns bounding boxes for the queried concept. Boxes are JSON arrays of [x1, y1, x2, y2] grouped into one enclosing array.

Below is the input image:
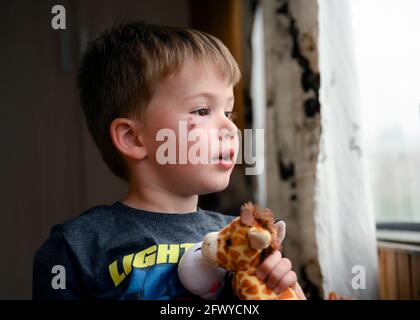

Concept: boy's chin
[[197, 176, 231, 195]]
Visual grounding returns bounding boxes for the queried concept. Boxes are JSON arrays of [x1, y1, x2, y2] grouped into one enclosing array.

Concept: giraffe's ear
[[275, 220, 286, 244], [248, 227, 272, 250]]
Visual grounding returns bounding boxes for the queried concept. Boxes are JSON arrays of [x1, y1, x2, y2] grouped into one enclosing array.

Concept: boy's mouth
[[212, 148, 235, 169]]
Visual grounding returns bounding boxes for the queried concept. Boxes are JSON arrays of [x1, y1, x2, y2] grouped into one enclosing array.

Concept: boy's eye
[[225, 111, 237, 121], [191, 107, 210, 116]]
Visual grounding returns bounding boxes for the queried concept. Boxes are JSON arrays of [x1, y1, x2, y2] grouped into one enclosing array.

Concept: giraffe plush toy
[[200, 202, 300, 300]]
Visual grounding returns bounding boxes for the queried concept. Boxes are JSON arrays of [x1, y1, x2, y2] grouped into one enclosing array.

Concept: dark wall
[[0, 0, 190, 299]]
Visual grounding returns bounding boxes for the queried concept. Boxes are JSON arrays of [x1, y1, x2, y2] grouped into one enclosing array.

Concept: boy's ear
[[109, 118, 147, 161]]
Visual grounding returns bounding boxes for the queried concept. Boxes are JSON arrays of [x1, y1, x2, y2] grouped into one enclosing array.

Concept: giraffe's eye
[[226, 238, 232, 246]]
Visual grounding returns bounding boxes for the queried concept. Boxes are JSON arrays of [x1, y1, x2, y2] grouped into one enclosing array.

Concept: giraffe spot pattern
[[230, 250, 240, 260], [244, 249, 255, 258], [242, 279, 251, 288], [232, 236, 246, 245], [263, 287, 272, 295], [245, 285, 258, 295], [217, 251, 228, 265]]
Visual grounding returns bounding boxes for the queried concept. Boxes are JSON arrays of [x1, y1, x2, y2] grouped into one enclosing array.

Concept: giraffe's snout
[[201, 231, 219, 266]]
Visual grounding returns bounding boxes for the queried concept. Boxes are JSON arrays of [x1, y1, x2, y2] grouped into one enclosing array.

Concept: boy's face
[[139, 58, 239, 196]]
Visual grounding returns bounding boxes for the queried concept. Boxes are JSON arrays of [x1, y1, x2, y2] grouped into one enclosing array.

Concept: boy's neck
[[122, 183, 199, 214]]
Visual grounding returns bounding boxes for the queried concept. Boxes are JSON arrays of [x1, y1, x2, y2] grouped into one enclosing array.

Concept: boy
[[33, 21, 305, 300]]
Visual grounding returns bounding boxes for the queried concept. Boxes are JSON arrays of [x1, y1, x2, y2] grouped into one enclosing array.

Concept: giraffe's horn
[[240, 202, 256, 226]]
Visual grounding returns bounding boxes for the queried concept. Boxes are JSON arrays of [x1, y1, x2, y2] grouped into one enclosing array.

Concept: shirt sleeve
[[32, 229, 85, 300]]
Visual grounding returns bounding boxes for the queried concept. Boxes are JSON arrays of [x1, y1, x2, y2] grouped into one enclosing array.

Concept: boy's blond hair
[[78, 21, 241, 181]]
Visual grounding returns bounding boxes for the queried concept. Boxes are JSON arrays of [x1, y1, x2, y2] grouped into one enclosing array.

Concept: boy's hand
[[256, 221, 299, 295], [257, 250, 297, 294]]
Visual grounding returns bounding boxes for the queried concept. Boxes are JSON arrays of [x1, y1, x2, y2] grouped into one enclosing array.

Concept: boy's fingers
[[256, 250, 282, 280], [265, 258, 292, 290], [273, 271, 297, 294], [275, 220, 286, 244]]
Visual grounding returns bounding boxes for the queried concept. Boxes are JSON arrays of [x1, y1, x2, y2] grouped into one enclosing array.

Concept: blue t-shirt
[[33, 201, 236, 300]]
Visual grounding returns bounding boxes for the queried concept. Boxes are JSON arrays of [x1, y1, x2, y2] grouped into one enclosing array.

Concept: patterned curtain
[[261, 0, 323, 299]]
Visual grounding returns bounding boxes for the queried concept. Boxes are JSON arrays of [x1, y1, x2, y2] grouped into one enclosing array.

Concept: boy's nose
[[218, 126, 237, 141], [218, 119, 238, 140]]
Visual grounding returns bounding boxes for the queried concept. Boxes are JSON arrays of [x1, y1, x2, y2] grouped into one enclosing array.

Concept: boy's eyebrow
[[183, 92, 234, 103]]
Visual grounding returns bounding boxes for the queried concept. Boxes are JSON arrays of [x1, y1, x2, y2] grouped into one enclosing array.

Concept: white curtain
[[315, 0, 379, 299], [251, 4, 267, 208]]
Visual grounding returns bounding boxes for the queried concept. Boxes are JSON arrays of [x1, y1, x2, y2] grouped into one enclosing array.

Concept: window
[[350, 0, 420, 223]]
